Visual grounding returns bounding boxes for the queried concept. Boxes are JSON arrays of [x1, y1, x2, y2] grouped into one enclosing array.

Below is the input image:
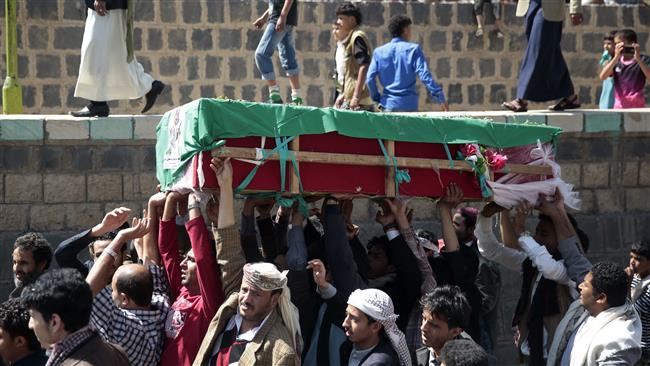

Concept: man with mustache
[[10, 233, 52, 299]]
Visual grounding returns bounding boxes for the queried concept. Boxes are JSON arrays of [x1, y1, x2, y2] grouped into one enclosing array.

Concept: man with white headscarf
[[193, 261, 301, 366], [342, 288, 411, 366]]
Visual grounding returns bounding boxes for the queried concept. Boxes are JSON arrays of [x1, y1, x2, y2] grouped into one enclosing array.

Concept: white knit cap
[[347, 288, 412, 366]]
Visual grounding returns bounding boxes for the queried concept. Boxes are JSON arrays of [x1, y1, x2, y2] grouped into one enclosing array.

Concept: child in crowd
[[599, 29, 650, 109], [473, 0, 504, 38], [598, 31, 616, 109], [253, 0, 303, 105]]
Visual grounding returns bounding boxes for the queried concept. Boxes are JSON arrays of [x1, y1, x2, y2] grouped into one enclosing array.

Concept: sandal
[[548, 95, 580, 111], [502, 98, 528, 113]]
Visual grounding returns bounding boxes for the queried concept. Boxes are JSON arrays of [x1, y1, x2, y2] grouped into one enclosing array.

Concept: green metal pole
[[2, 0, 23, 114]]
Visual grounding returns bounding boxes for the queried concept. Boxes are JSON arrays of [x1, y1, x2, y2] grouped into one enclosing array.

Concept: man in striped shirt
[[629, 239, 650, 364]]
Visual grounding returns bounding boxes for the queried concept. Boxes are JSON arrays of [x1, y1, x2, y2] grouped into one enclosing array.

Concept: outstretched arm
[[414, 45, 447, 111]]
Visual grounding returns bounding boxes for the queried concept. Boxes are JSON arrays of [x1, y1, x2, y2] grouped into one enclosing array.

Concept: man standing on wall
[[501, 0, 583, 112], [71, 0, 165, 117]]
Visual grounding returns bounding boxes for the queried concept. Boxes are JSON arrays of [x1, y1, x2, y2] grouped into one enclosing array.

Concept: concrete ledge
[[2, 109, 650, 142]]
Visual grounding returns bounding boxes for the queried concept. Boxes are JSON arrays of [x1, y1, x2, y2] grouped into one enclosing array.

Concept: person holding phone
[[599, 29, 650, 109]]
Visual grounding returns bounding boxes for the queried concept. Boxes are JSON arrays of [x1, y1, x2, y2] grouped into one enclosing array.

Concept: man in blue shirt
[[367, 15, 448, 112]]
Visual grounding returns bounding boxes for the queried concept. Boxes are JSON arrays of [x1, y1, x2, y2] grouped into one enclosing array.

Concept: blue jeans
[[254, 22, 299, 81]]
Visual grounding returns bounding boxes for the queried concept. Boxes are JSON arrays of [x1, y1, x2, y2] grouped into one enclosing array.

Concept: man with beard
[[10, 233, 52, 299]]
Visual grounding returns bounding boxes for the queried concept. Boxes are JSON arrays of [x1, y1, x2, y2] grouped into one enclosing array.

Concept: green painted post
[[2, 0, 23, 114]]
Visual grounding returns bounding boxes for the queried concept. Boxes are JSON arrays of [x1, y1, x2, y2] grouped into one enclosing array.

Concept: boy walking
[[254, 0, 303, 105], [599, 29, 650, 109], [598, 31, 616, 109]]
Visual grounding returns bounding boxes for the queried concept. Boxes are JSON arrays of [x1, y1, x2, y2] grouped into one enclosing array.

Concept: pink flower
[[460, 144, 477, 157], [485, 150, 508, 171]]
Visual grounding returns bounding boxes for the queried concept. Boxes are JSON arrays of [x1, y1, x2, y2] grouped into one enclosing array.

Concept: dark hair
[[420, 285, 471, 329], [415, 229, 436, 243], [603, 30, 616, 42], [0, 298, 41, 352], [22, 269, 93, 333], [336, 3, 362, 26], [89, 222, 130, 256], [615, 29, 637, 44], [439, 339, 489, 366], [14, 232, 53, 269], [631, 239, 650, 261], [367, 236, 392, 264], [591, 262, 629, 308], [115, 269, 154, 307], [388, 15, 412, 38], [457, 207, 478, 230]]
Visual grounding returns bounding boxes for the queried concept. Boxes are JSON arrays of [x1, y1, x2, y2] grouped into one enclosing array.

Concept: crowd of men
[[2, 157, 649, 366]]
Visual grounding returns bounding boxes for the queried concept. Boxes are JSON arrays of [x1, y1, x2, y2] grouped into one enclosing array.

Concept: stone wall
[[1, 0, 649, 113], [1, 109, 650, 361]]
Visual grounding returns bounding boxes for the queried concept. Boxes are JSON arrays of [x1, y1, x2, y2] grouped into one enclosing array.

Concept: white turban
[[243, 263, 302, 361], [347, 289, 412, 366]]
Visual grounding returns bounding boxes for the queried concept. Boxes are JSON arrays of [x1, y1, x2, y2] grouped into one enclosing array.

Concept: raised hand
[[385, 197, 412, 230], [513, 201, 533, 236], [375, 200, 396, 227], [481, 201, 506, 218], [307, 259, 329, 290], [118, 217, 153, 242], [210, 157, 233, 188], [438, 182, 463, 209], [92, 207, 132, 237]]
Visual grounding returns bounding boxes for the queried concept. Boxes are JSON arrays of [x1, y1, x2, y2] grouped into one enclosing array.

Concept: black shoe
[[70, 104, 109, 117], [142, 80, 166, 113]]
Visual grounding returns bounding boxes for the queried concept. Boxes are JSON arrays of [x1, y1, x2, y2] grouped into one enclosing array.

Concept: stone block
[[357, 3, 384, 27], [64, 203, 103, 230], [230, 0, 251, 21], [17, 55, 29, 79], [560, 163, 581, 187], [489, 84, 507, 104], [318, 30, 331, 53], [223, 85, 236, 99], [168, 29, 187, 51], [584, 112, 621, 133], [508, 114, 546, 125], [90, 117, 132, 140], [389, 2, 406, 18], [219, 29, 242, 50], [500, 58, 512, 78], [159, 56, 181, 76], [70, 147, 94, 171], [435, 4, 452, 26], [141, 146, 157, 171], [447, 83, 463, 104], [187, 56, 199, 81], [626, 188, 650, 211], [411, 3, 430, 25], [158, 1, 176, 23], [182, 1, 201, 23], [436, 58, 450, 79], [487, 31, 504, 52], [0, 118, 43, 140], [42, 85, 62, 108], [508, 33, 527, 52], [44, 174, 86, 203], [63, 0, 85, 20], [466, 33, 484, 51], [456, 3, 475, 25], [22, 86, 36, 108], [547, 113, 583, 132], [133, 115, 160, 139], [38, 147, 63, 171], [596, 6, 618, 27], [624, 112, 650, 132], [192, 29, 213, 50], [467, 84, 484, 105], [241, 85, 257, 102], [568, 58, 598, 79], [600, 216, 623, 251], [147, 28, 162, 50], [200, 85, 216, 98], [582, 162, 610, 188], [303, 59, 320, 78], [595, 189, 623, 213], [456, 58, 474, 78], [578, 189, 595, 213], [65, 54, 80, 77], [451, 31, 463, 52], [0, 205, 28, 231], [588, 138, 613, 160], [54, 27, 83, 50], [207, 1, 224, 22], [26, 0, 57, 19], [0, 174, 3, 203], [228, 57, 247, 81], [87, 174, 123, 202], [624, 138, 650, 159], [29, 204, 66, 231], [28, 26, 48, 49], [294, 31, 313, 52], [410, 198, 436, 220], [582, 33, 604, 54], [641, 6, 650, 26], [610, 161, 638, 187], [561, 33, 576, 53], [205, 55, 222, 79], [0, 146, 33, 171], [306, 85, 323, 108], [134, 0, 154, 21], [99, 146, 136, 171], [556, 138, 584, 162], [36, 55, 61, 78], [428, 31, 446, 52], [640, 161, 650, 186], [5, 174, 42, 203], [302, 2, 318, 24], [179, 85, 194, 105], [45, 117, 90, 139], [479, 58, 495, 78]]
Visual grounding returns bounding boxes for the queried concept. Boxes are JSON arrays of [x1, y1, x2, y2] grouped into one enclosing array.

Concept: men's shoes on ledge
[[142, 80, 166, 113], [70, 103, 110, 118]]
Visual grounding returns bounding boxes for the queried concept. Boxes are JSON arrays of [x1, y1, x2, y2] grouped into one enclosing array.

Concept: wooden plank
[[384, 140, 396, 197], [289, 137, 300, 194], [213, 146, 553, 175]]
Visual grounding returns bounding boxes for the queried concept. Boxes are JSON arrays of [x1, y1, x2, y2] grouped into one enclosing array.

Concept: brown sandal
[[548, 95, 580, 111], [502, 98, 528, 113]]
